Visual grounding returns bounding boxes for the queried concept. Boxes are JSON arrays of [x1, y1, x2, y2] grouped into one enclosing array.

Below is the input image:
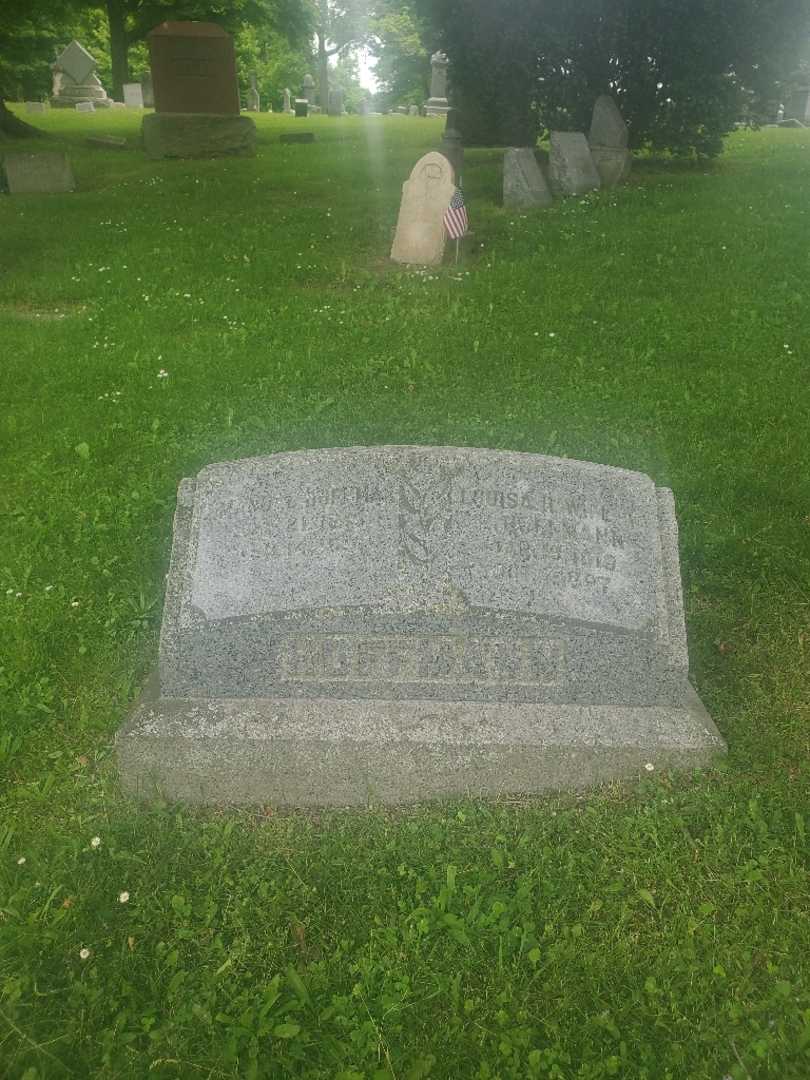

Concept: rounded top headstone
[[589, 94, 629, 148]]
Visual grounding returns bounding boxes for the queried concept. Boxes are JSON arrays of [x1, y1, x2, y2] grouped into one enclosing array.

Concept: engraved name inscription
[[275, 634, 565, 685]]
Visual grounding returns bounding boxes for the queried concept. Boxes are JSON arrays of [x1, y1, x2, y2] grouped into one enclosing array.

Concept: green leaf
[[74, 442, 90, 460], [273, 1021, 301, 1039]]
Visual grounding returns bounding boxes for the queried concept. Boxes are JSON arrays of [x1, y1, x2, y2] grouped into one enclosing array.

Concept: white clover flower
[[118, 891, 130, 904], [90, 836, 101, 848], [71, 600, 80, 608], [79, 947, 91, 960], [17, 856, 26, 865], [548, 332, 556, 338], [644, 762, 655, 772], [45, 585, 53, 592]]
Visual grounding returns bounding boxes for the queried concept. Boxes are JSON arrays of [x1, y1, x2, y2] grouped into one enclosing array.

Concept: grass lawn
[[1, 108, 809, 1079]]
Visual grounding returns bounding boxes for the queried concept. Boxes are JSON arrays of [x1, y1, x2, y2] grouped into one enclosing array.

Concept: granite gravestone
[[75, 100, 95, 113], [588, 95, 631, 187], [123, 81, 144, 108], [282, 88, 293, 114], [51, 40, 112, 109], [549, 132, 601, 196], [390, 151, 456, 266], [2, 152, 76, 194], [328, 87, 344, 116], [25, 102, 47, 113], [425, 51, 450, 116], [140, 71, 154, 107], [118, 446, 724, 807], [503, 147, 553, 209], [246, 73, 260, 112], [142, 22, 255, 159]]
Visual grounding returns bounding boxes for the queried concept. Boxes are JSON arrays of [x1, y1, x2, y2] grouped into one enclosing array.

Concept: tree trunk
[[318, 0, 330, 111], [107, 0, 129, 102], [0, 99, 45, 138]]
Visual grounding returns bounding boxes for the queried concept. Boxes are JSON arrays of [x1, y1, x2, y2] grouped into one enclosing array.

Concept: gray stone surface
[[24, 102, 46, 113], [246, 73, 260, 113], [424, 51, 450, 116], [549, 132, 601, 196], [503, 147, 553, 209], [2, 152, 75, 194], [51, 40, 112, 109], [123, 82, 144, 108], [293, 98, 308, 118], [588, 95, 631, 187], [302, 74, 315, 105], [282, 88, 293, 114], [140, 72, 154, 108], [142, 113, 256, 159], [328, 87, 344, 116], [118, 446, 724, 806], [86, 135, 129, 149], [589, 146, 632, 187], [75, 100, 95, 113], [391, 151, 455, 266], [589, 94, 629, 148]]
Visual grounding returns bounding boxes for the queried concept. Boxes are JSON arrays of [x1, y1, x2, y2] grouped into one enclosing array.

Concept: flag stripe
[[444, 187, 468, 239]]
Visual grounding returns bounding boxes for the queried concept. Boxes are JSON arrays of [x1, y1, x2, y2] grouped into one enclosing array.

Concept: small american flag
[[443, 187, 468, 239]]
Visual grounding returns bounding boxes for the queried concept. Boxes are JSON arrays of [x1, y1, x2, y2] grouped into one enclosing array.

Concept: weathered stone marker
[[2, 152, 76, 194], [503, 147, 553, 209], [390, 151, 455, 266], [588, 95, 632, 187], [142, 21, 255, 159], [549, 132, 601, 196], [118, 446, 724, 806]]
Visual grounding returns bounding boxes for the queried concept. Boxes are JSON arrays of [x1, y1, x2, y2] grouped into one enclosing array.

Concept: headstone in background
[[246, 72, 260, 113], [302, 74, 316, 106], [390, 150, 455, 266], [549, 132, 601, 196], [280, 132, 315, 144], [2, 152, 75, 194], [140, 71, 154, 107], [785, 86, 810, 123], [438, 108, 464, 180], [294, 98, 309, 118], [282, 88, 293, 114], [328, 87, 344, 116], [588, 94, 631, 187], [408, 104, 419, 116], [25, 102, 47, 113], [117, 447, 725, 807], [123, 82, 144, 108], [50, 40, 112, 109], [142, 22, 255, 159], [75, 100, 95, 113], [110, 101, 126, 109], [424, 51, 450, 116], [358, 99, 370, 115], [503, 147, 553, 209], [777, 116, 806, 128]]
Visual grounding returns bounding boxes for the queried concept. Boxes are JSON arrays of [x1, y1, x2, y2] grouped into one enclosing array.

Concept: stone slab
[[391, 152, 455, 265], [503, 147, 553, 209], [142, 113, 256, 159], [148, 21, 239, 116], [589, 94, 629, 148], [280, 132, 315, 144], [86, 135, 129, 149], [75, 101, 95, 113], [24, 102, 46, 113], [123, 82, 144, 108], [590, 146, 632, 187], [119, 446, 724, 806], [293, 98, 308, 118], [549, 132, 601, 196], [119, 676, 723, 807], [56, 39, 96, 85], [2, 152, 75, 194]]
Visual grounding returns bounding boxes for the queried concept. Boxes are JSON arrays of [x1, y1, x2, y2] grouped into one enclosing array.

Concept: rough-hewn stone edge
[[117, 677, 725, 807], [656, 488, 689, 669]]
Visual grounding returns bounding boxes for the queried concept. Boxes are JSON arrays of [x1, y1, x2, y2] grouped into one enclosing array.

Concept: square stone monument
[[424, 51, 450, 117], [50, 40, 112, 109], [118, 446, 725, 807], [142, 22, 255, 159], [588, 95, 632, 187]]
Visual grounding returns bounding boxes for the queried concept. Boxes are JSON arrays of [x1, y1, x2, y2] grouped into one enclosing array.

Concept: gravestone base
[[118, 677, 722, 807], [589, 146, 632, 187], [424, 98, 450, 117], [142, 113, 256, 159]]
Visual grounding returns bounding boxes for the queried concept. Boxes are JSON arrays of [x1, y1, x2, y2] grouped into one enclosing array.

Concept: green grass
[[1, 107, 810, 1079]]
